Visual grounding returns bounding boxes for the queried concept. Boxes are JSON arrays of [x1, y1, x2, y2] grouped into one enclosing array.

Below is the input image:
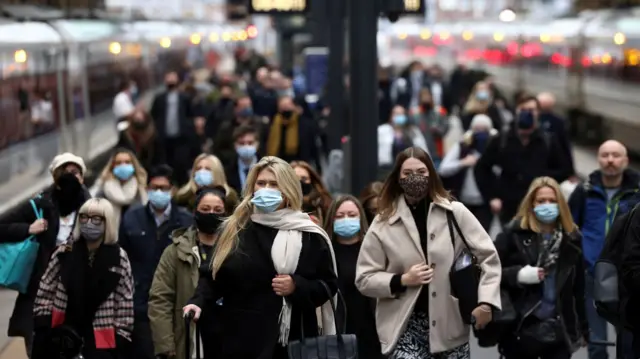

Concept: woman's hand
[[401, 264, 434, 287], [29, 219, 48, 235], [183, 304, 202, 321], [272, 275, 296, 296], [471, 304, 493, 330]]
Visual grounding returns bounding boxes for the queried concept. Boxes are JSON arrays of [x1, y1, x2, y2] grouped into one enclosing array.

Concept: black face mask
[[166, 83, 178, 91], [54, 173, 85, 216], [131, 121, 149, 131], [300, 181, 313, 196], [280, 110, 293, 118], [195, 212, 223, 235]]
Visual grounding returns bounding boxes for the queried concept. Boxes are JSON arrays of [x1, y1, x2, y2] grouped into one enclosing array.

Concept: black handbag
[[474, 289, 517, 347], [35, 325, 85, 359], [287, 281, 358, 359], [446, 210, 482, 325]]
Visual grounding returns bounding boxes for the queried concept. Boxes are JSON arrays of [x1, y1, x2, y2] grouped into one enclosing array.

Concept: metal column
[[325, 0, 346, 151], [347, 0, 379, 194]]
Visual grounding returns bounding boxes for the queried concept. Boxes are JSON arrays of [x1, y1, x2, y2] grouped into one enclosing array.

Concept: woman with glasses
[[32, 198, 134, 359]]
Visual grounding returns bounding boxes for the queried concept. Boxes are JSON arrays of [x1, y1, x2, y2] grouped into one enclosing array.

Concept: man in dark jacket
[[475, 96, 571, 224], [0, 152, 91, 357], [537, 92, 576, 178], [568, 140, 639, 359], [119, 164, 192, 359], [149, 71, 193, 186]]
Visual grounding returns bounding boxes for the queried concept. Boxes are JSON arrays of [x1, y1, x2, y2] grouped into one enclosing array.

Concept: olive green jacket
[[148, 226, 201, 359]]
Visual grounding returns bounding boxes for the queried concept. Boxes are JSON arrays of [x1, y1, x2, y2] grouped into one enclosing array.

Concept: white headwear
[[49, 152, 87, 175], [470, 114, 494, 129]]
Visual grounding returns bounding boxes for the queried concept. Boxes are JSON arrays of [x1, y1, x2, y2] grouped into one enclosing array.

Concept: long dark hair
[[378, 147, 451, 221]]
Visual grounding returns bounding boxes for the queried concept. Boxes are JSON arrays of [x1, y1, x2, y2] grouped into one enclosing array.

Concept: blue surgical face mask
[[333, 217, 361, 238], [236, 145, 257, 159], [238, 107, 253, 118], [194, 170, 213, 187], [148, 189, 172, 209], [112, 164, 135, 181], [251, 188, 283, 213], [534, 203, 559, 224], [475, 90, 490, 101], [517, 110, 535, 130], [392, 114, 407, 126]]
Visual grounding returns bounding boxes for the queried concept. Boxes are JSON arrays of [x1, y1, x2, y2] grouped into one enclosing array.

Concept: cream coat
[[355, 196, 501, 355]]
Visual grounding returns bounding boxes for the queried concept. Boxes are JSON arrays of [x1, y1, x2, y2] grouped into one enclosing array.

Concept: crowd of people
[[0, 49, 640, 359]]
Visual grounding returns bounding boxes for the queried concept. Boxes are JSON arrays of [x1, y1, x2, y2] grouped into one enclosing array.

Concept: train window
[[51, 20, 121, 42]]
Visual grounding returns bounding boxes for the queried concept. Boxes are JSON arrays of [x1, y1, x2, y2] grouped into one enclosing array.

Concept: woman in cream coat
[[356, 146, 502, 359]]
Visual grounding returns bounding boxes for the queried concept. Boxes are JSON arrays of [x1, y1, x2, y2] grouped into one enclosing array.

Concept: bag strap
[[297, 281, 348, 359], [29, 199, 43, 219], [446, 209, 473, 255]]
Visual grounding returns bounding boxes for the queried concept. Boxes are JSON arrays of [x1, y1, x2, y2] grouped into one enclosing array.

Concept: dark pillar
[[309, 0, 328, 46], [325, 0, 346, 151], [348, 0, 379, 194], [278, 31, 294, 73]]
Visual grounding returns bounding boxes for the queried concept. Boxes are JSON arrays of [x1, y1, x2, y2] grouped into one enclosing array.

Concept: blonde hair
[[98, 148, 147, 185], [211, 156, 303, 277], [516, 176, 577, 233], [177, 153, 233, 198], [463, 81, 491, 114], [72, 198, 119, 245]]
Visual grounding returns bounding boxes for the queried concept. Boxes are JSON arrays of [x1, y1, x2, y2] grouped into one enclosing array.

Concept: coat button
[[432, 320, 436, 327], [430, 263, 436, 269], [432, 292, 436, 298], [430, 233, 435, 240]]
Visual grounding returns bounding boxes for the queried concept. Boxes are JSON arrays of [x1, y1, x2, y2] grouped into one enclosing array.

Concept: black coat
[[189, 221, 338, 359], [0, 185, 91, 339], [494, 221, 589, 351], [116, 131, 166, 173], [149, 91, 193, 140], [475, 129, 571, 221]]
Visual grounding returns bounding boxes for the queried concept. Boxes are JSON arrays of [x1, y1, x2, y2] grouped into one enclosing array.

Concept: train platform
[[0, 113, 618, 359]]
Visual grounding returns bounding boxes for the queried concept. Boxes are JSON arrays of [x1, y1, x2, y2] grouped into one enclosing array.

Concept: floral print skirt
[[392, 311, 470, 359]]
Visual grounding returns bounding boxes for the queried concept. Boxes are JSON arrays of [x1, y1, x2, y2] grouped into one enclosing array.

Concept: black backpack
[[593, 204, 638, 330]]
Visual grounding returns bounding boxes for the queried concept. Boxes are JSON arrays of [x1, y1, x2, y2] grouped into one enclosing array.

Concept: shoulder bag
[[447, 209, 481, 325], [0, 198, 43, 293], [287, 281, 358, 359]]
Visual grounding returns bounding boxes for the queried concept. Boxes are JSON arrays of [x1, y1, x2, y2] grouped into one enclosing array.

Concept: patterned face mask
[[399, 174, 429, 200]]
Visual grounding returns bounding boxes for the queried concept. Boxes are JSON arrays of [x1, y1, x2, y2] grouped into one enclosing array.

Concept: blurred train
[[378, 8, 640, 156], [0, 11, 256, 214]]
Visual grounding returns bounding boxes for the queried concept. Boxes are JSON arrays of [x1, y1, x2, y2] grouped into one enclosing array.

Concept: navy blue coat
[[119, 203, 192, 318]]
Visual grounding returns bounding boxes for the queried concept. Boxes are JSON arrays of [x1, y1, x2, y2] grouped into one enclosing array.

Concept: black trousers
[[164, 137, 192, 187], [132, 316, 155, 359], [464, 203, 493, 232]]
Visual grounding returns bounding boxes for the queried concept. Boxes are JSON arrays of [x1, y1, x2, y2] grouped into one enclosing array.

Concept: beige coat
[[355, 197, 501, 355]]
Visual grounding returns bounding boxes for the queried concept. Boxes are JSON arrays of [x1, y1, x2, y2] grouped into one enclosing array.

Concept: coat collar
[[387, 196, 453, 260], [388, 195, 453, 225]]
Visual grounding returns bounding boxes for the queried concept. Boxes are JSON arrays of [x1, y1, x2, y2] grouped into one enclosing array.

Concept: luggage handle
[[184, 312, 201, 359]]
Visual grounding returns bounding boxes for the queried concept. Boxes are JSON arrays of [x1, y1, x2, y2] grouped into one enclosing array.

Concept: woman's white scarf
[[251, 208, 338, 346], [102, 178, 147, 225]]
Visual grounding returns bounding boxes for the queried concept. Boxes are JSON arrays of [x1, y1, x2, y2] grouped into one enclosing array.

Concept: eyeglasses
[[79, 214, 105, 225]]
